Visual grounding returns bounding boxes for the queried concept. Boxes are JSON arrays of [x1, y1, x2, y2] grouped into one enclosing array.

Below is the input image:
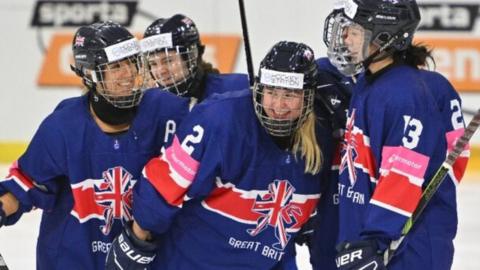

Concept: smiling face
[[98, 57, 139, 96], [147, 50, 190, 87], [92, 55, 145, 108], [261, 87, 304, 121]]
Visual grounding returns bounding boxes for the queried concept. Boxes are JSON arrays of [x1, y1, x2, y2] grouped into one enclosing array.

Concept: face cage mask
[[145, 46, 199, 96], [94, 55, 146, 109], [253, 83, 314, 137], [324, 12, 373, 76]]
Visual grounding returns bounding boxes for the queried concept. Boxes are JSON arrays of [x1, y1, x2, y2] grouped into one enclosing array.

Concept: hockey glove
[[294, 215, 317, 247], [314, 82, 351, 139], [335, 240, 385, 270], [105, 222, 158, 270]]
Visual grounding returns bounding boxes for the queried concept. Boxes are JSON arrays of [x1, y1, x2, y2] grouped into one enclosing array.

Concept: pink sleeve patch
[[446, 128, 470, 152], [381, 146, 429, 180], [165, 136, 200, 183]]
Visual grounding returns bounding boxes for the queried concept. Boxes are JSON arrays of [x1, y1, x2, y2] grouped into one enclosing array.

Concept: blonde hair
[[292, 112, 323, 174]]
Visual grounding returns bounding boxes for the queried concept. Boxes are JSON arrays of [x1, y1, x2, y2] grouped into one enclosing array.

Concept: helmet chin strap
[[359, 31, 409, 72]]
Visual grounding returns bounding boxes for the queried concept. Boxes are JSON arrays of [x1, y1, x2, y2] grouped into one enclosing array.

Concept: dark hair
[[199, 60, 219, 75], [393, 43, 436, 70]]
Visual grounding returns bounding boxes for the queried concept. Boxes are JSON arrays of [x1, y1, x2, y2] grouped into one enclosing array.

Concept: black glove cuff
[[124, 221, 158, 252]]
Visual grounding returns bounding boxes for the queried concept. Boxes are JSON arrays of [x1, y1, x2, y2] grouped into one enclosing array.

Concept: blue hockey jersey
[[132, 89, 333, 270], [420, 70, 469, 185], [305, 58, 354, 270], [0, 89, 190, 270], [201, 73, 249, 101], [338, 64, 459, 269], [308, 64, 469, 270]]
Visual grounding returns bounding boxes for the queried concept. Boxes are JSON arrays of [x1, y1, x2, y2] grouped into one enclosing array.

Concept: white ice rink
[[0, 166, 479, 269]]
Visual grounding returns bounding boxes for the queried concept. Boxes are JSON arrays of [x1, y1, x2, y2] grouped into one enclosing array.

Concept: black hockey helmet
[[143, 14, 203, 51], [71, 21, 145, 108], [254, 41, 317, 137], [141, 14, 205, 96], [323, 0, 421, 76]]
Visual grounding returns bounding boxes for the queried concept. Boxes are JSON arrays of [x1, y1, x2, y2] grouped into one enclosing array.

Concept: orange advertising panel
[[415, 36, 480, 92], [37, 33, 242, 87]]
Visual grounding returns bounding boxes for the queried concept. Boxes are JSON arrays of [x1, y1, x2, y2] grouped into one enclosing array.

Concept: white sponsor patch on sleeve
[[260, 68, 304, 89], [140, 33, 173, 52], [104, 38, 140, 62]]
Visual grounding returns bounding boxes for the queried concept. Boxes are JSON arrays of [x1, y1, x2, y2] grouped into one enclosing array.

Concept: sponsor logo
[[260, 68, 304, 90], [415, 37, 480, 92], [118, 233, 155, 264], [418, 4, 479, 32], [31, 0, 138, 27], [375, 14, 397, 21]]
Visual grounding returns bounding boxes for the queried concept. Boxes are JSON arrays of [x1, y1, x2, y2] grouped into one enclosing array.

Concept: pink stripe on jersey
[[446, 128, 469, 152], [381, 146, 429, 180], [446, 128, 470, 184], [165, 136, 199, 183]]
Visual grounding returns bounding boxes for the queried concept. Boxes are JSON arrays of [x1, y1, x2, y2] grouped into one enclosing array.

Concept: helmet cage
[[324, 11, 372, 76], [93, 54, 145, 109], [253, 69, 315, 137], [141, 33, 199, 96]]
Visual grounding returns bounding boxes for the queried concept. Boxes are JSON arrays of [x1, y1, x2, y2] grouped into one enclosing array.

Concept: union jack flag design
[[96, 167, 135, 235], [340, 109, 359, 184], [75, 35, 85, 47], [71, 166, 136, 235], [247, 180, 302, 250]]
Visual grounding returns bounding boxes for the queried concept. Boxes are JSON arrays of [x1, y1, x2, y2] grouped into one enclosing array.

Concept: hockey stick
[[0, 252, 9, 270], [238, 0, 255, 87], [384, 108, 480, 265]]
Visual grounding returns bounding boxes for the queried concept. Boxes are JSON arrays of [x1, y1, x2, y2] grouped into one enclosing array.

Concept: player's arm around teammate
[[105, 41, 336, 270]]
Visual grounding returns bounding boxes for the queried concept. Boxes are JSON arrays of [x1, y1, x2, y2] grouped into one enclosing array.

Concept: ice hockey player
[[0, 21, 189, 269]]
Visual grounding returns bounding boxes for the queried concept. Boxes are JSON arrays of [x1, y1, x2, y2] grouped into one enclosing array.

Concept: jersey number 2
[[181, 125, 205, 155], [450, 99, 464, 130]]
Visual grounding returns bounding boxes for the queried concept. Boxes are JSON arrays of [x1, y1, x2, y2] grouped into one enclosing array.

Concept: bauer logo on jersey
[[247, 180, 301, 250], [70, 166, 136, 235]]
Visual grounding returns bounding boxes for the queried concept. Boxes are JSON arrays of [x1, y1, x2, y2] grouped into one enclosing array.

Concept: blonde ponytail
[[292, 112, 323, 174]]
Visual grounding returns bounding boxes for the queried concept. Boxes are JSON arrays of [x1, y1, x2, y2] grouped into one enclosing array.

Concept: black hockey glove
[[0, 200, 6, 228], [105, 222, 158, 270], [294, 214, 317, 247], [335, 240, 386, 270], [314, 72, 351, 139]]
